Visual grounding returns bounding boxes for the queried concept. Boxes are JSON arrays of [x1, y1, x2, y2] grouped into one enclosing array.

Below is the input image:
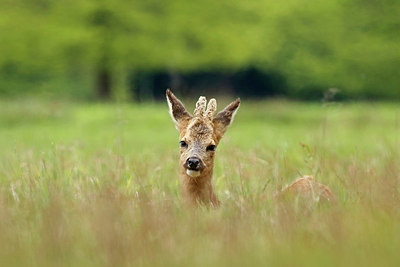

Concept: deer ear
[[166, 89, 192, 130], [213, 98, 240, 140]]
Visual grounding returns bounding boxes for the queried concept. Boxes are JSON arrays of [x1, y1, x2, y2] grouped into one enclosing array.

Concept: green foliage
[[0, 0, 399, 99]]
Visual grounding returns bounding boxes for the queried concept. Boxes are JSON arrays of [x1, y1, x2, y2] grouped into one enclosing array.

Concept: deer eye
[[206, 145, 216, 151], [180, 141, 188, 148]]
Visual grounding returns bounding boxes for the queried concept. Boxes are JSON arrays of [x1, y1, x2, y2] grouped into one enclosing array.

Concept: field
[[0, 98, 399, 266]]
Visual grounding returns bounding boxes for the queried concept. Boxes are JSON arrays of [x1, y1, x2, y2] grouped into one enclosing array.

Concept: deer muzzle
[[184, 157, 205, 177]]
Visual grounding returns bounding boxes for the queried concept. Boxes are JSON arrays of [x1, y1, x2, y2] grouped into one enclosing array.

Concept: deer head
[[166, 89, 240, 206]]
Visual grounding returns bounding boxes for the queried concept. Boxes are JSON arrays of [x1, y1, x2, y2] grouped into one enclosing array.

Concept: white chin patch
[[186, 169, 201, 177]]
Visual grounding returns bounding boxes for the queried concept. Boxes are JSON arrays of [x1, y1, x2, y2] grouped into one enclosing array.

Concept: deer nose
[[187, 157, 200, 170]]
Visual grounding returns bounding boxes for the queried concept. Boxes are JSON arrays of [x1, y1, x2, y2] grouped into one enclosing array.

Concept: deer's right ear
[[166, 89, 192, 130], [212, 98, 240, 141]]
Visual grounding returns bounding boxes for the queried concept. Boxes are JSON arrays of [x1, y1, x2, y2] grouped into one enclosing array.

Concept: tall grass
[[0, 99, 399, 266]]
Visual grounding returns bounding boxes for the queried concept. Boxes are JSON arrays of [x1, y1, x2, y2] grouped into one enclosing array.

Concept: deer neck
[[180, 168, 220, 207]]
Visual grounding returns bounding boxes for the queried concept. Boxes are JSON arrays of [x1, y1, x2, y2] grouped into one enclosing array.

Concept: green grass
[[0, 98, 399, 266]]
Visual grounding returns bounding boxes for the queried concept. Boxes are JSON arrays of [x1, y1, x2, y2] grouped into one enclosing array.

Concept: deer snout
[[184, 157, 205, 171], [187, 158, 200, 170]]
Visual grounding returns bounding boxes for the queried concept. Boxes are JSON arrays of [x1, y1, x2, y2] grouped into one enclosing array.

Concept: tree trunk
[[96, 68, 111, 100]]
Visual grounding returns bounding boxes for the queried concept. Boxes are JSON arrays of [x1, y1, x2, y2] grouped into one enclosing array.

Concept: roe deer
[[166, 89, 336, 207], [166, 89, 240, 207], [279, 175, 336, 204]]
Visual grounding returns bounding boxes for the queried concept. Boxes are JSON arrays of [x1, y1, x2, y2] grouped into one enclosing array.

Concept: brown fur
[[279, 175, 336, 204], [166, 89, 240, 207]]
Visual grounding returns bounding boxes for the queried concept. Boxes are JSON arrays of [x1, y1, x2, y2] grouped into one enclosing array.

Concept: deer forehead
[[180, 118, 215, 144]]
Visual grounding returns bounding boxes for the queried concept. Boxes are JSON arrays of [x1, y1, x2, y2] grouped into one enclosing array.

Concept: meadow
[[0, 98, 399, 266]]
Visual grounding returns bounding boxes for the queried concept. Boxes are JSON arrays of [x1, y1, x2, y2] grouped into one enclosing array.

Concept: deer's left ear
[[213, 98, 240, 140], [166, 89, 192, 130]]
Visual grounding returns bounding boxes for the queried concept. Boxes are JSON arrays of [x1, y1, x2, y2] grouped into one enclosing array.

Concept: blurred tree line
[[0, 0, 399, 100]]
